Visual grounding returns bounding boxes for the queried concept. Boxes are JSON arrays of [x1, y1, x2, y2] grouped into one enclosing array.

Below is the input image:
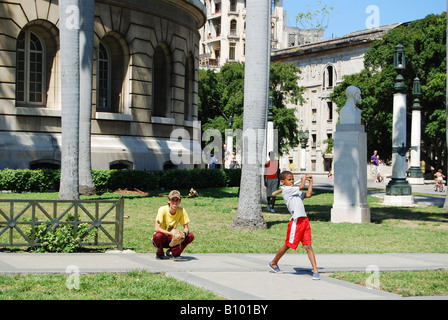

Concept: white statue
[[339, 86, 362, 124]]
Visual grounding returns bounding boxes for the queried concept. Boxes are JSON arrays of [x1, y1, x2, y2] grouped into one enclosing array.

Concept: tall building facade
[[199, 0, 323, 69], [0, 0, 206, 171]]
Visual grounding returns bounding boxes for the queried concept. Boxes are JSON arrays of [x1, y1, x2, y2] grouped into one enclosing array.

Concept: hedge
[[0, 168, 241, 193]]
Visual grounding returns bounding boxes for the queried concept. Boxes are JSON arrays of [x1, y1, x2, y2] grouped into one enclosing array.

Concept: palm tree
[[444, 1, 448, 210], [58, 0, 81, 200], [232, 0, 271, 229], [79, 0, 96, 195]]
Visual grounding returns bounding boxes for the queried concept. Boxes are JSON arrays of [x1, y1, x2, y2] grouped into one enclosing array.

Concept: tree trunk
[[444, 0, 448, 210], [232, 0, 271, 229], [58, 0, 81, 200], [79, 0, 96, 196]]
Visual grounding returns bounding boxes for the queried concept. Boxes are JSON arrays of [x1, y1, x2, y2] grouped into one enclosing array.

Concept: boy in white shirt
[[268, 171, 319, 280]]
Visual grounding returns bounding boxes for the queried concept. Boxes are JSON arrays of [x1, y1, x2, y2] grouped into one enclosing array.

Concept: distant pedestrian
[[209, 151, 215, 169], [371, 150, 381, 182], [264, 151, 279, 213]]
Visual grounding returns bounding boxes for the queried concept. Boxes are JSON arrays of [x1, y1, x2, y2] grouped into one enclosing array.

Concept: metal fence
[[0, 197, 124, 250]]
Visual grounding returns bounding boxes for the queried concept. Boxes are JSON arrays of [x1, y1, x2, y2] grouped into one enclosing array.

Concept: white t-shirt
[[281, 185, 306, 219]]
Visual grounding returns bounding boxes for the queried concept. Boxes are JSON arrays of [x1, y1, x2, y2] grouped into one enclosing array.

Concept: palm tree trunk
[[232, 0, 271, 229], [79, 0, 96, 196], [444, 0, 448, 210], [58, 0, 81, 200]]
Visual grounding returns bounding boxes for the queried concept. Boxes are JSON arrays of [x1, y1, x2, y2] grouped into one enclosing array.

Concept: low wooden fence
[[0, 197, 124, 250]]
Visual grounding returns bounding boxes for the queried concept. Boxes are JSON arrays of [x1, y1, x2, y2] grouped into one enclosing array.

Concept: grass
[[0, 270, 220, 300], [0, 187, 447, 299], [331, 270, 448, 297]]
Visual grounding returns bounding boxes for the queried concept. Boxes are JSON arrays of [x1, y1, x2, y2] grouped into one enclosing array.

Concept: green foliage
[[29, 214, 97, 253], [330, 12, 447, 165], [0, 169, 60, 192], [0, 168, 241, 193], [198, 62, 305, 154]]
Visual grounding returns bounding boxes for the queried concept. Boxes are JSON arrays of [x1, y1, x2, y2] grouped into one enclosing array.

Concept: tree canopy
[[198, 62, 305, 155], [330, 12, 447, 168]]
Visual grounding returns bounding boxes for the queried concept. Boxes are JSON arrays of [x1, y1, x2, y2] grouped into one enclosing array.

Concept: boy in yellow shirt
[[152, 190, 194, 259]]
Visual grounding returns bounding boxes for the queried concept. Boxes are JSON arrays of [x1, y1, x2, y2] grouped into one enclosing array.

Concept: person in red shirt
[[264, 151, 280, 213]]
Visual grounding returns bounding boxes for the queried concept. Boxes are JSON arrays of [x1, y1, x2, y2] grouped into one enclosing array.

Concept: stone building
[[0, 0, 206, 170], [271, 23, 402, 174]]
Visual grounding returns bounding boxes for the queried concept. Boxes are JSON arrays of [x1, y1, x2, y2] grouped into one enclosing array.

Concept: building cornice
[[272, 23, 405, 62], [100, 0, 207, 29]]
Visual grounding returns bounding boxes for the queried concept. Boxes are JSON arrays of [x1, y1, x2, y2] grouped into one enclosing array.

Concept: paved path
[[0, 252, 447, 300], [0, 177, 446, 301]]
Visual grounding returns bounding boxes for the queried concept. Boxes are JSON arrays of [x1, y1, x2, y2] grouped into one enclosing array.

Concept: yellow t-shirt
[[155, 205, 190, 232]]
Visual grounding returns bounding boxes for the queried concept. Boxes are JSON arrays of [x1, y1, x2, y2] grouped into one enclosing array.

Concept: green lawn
[[0, 187, 447, 299]]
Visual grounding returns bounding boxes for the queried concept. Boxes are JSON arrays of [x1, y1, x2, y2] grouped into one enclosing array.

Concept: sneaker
[[267, 205, 271, 212], [165, 249, 174, 259], [270, 208, 275, 213], [268, 262, 283, 273], [312, 273, 320, 280]]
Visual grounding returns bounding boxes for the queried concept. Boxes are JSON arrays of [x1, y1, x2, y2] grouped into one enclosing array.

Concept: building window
[[110, 160, 133, 170], [153, 44, 171, 117], [327, 101, 333, 122], [16, 31, 45, 105], [230, 20, 237, 36], [229, 43, 236, 61], [323, 65, 335, 88], [97, 43, 110, 111], [230, 0, 237, 12], [184, 54, 194, 121]]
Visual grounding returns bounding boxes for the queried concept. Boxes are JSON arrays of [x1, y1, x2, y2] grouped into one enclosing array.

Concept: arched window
[[29, 159, 61, 170], [184, 53, 194, 121], [109, 160, 133, 170], [153, 44, 171, 118], [97, 43, 110, 111], [97, 34, 128, 113], [323, 65, 336, 89], [230, 20, 237, 36], [16, 31, 45, 105]]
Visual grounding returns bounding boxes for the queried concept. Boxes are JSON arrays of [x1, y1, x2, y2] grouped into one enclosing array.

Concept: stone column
[[331, 86, 370, 223]]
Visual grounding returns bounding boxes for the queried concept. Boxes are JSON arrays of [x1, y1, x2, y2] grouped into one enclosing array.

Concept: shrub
[[0, 168, 241, 193], [28, 214, 97, 253]]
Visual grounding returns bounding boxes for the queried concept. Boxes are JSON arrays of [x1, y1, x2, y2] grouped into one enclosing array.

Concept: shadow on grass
[[266, 194, 448, 227]]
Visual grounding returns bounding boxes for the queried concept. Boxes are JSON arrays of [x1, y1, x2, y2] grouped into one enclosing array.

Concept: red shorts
[[285, 217, 312, 250]]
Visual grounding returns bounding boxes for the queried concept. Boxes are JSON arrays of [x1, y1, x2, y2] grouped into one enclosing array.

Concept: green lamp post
[[385, 44, 413, 203]]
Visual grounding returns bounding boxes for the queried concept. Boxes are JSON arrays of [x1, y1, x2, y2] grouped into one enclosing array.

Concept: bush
[[0, 168, 241, 193], [28, 214, 97, 253], [0, 168, 60, 192]]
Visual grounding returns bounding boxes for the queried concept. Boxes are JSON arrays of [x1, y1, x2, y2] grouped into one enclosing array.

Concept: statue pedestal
[[331, 124, 370, 223]]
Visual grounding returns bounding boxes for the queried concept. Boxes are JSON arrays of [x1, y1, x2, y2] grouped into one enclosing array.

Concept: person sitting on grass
[[268, 171, 320, 280], [152, 190, 194, 259]]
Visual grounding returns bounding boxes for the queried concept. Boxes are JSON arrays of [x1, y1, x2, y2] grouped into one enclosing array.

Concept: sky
[[283, 0, 447, 40]]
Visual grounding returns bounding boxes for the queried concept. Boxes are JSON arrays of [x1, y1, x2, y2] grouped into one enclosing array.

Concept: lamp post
[[225, 115, 234, 169], [299, 129, 309, 172], [384, 44, 414, 205], [408, 77, 424, 184], [266, 96, 277, 158]]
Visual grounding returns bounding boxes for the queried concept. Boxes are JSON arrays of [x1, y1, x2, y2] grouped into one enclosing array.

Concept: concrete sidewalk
[[0, 252, 447, 300]]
